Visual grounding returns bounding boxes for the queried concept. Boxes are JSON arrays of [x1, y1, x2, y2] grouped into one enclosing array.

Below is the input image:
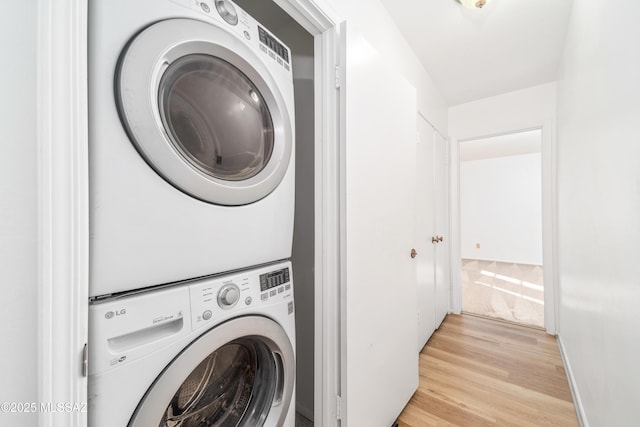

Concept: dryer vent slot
[[107, 317, 184, 352]]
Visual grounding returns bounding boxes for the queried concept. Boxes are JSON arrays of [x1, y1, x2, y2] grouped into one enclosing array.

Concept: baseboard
[[557, 335, 589, 427]]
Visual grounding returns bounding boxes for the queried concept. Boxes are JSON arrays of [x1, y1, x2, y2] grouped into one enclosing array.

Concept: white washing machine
[[89, 0, 295, 297], [88, 261, 296, 426]]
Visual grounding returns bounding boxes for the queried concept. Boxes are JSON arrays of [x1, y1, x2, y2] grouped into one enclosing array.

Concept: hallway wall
[[556, 0, 640, 425], [321, 0, 448, 133], [449, 82, 556, 139], [460, 152, 543, 265], [0, 2, 38, 425]]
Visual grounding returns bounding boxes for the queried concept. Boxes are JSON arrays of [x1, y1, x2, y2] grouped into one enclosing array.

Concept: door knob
[[410, 248, 418, 258], [438, 236, 444, 242], [432, 236, 438, 244]]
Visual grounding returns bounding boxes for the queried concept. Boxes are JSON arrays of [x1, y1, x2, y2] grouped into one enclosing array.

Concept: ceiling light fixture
[[459, 0, 491, 9]]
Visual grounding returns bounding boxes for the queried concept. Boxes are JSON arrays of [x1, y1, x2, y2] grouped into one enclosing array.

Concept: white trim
[[273, 0, 337, 35], [338, 22, 348, 425], [315, 27, 342, 427], [444, 135, 453, 316], [541, 120, 557, 334], [557, 336, 589, 427], [450, 122, 557, 333], [449, 137, 462, 314], [37, 1, 89, 427], [274, 1, 341, 425]]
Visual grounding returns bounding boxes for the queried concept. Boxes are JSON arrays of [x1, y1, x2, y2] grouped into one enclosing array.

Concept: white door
[[416, 115, 436, 350], [434, 132, 450, 327], [340, 23, 418, 426]]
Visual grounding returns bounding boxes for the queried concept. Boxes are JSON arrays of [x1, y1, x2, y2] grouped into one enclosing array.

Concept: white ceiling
[[459, 129, 541, 161], [379, 0, 574, 106]]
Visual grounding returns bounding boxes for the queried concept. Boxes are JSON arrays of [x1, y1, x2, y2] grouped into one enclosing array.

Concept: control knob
[[215, 0, 239, 25], [217, 283, 240, 309]]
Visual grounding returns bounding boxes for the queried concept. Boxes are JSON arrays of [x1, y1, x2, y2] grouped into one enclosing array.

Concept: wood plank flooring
[[397, 314, 579, 426]]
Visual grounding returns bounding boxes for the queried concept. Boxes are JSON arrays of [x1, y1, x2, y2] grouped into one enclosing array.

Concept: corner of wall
[[556, 335, 589, 427]]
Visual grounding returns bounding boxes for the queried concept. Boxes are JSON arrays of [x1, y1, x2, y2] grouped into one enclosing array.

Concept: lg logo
[[105, 309, 126, 319]]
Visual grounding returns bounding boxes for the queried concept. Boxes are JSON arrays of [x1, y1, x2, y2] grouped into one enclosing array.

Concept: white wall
[[322, 0, 448, 133], [460, 153, 542, 265], [0, 2, 39, 425], [449, 82, 556, 139], [556, 1, 640, 425]]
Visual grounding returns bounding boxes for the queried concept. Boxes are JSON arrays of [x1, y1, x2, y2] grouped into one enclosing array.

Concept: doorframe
[[43, 0, 342, 426], [450, 121, 557, 335], [37, 1, 89, 426]]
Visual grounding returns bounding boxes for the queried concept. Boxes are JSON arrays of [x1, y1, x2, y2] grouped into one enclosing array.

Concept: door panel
[[416, 116, 436, 350], [434, 132, 450, 327], [341, 23, 418, 427]]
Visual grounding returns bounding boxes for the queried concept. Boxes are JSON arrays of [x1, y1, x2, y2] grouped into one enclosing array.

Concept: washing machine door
[[117, 18, 293, 206], [129, 316, 294, 427]]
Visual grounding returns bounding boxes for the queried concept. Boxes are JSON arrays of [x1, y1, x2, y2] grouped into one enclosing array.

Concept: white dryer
[[88, 261, 296, 426], [89, 0, 295, 297]]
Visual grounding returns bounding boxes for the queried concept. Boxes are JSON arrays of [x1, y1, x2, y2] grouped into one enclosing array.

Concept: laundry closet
[[86, 0, 309, 425]]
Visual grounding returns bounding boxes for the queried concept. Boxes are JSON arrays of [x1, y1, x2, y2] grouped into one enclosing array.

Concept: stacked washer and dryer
[[87, 0, 297, 425]]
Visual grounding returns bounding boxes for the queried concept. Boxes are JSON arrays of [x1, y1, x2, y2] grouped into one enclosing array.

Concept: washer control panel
[[89, 262, 293, 374], [189, 262, 293, 331]]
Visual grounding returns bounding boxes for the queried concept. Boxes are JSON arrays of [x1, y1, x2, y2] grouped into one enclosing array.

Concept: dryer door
[[117, 18, 293, 206], [129, 316, 294, 427]]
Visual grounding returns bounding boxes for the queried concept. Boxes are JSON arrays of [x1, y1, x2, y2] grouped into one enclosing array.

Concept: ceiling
[[379, 0, 574, 106]]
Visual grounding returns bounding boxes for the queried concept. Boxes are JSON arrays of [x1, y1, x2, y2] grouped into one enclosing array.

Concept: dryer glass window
[[159, 338, 278, 426], [159, 54, 274, 181]]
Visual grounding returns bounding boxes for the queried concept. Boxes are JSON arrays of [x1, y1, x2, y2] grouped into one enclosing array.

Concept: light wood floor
[[397, 314, 579, 426]]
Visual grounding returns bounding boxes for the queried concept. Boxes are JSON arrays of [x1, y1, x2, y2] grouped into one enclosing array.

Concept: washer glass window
[[158, 54, 274, 181], [159, 338, 278, 426]]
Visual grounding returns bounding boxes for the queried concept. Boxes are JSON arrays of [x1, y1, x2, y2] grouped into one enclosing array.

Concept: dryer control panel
[[170, 0, 293, 74]]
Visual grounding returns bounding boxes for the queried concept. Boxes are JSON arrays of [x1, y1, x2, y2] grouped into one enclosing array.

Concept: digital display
[[260, 267, 290, 291], [258, 26, 290, 64]]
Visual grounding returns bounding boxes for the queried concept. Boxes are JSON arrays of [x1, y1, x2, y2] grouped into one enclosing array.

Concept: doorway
[[459, 129, 543, 328]]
